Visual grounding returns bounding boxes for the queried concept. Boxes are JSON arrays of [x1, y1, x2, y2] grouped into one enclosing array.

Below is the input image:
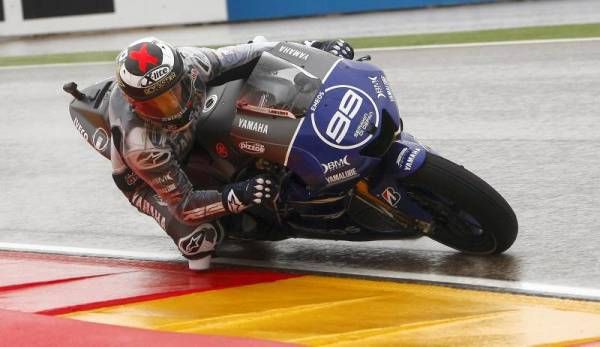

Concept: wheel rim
[[407, 187, 497, 254]]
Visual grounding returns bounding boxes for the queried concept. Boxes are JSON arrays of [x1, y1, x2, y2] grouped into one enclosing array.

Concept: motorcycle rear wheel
[[404, 153, 518, 254]]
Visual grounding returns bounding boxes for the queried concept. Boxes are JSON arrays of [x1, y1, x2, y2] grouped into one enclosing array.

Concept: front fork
[[354, 133, 434, 234]]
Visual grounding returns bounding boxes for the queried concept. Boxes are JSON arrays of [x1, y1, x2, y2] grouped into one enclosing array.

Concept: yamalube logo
[[311, 85, 379, 150]]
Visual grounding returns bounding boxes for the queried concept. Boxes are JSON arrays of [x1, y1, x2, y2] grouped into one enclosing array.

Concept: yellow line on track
[[65, 276, 600, 346]]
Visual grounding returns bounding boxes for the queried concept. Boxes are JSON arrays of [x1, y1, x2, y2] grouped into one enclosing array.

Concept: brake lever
[[357, 55, 371, 62]]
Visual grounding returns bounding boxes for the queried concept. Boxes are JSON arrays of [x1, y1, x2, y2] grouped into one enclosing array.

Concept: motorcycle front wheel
[[403, 153, 518, 254]]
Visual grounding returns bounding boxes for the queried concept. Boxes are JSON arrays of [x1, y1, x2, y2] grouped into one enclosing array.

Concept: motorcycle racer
[[109, 37, 354, 270]]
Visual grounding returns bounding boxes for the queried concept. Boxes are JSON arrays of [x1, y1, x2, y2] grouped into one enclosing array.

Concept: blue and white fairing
[[286, 58, 401, 191]]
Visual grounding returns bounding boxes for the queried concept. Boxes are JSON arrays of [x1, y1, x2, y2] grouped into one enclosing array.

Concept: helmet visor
[[132, 75, 193, 121]]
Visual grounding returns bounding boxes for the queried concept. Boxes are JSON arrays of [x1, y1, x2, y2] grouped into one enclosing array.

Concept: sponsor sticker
[[203, 94, 218, 112], [279, 45, 310, 61], [132, 191, 166, 229], [354, 112, 374, 138], [132, 149, 172, 169], [396, 147, 409, 167], [237, 118, 269, 135], [92, 128, 109, 151], [125, 172, 139, 186], [381, 186, 401, 207], [321, 155, 351, 174], [156, 184, 177, 194], [311, 85, 379, 150], [227, 190, 246, 213], [310, 91, 325, 112], [215, 142, 229, 158], [403, 148, 422, 172], [381, 75, 395, 102], [178, 224, 218, 256], [325, 167, 358, 184], [73, 117, 88, 141], [368, 76, 386, 99], [149, 66, 170, 81], [239, 141, 265, 154], [150, 172, 174, 185], [143, 71, 177, 95]]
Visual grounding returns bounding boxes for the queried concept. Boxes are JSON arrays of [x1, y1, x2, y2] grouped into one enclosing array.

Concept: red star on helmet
[[129, 43, 159, 73]]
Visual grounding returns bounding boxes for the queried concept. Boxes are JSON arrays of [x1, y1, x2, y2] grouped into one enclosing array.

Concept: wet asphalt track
[[1, 39, 599, 296]]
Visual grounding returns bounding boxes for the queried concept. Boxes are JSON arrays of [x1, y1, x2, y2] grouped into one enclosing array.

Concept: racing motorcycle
[[64, 42, 518, 255]]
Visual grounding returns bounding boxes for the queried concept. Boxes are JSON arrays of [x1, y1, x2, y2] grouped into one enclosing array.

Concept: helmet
[[116, 37, 196, 131]]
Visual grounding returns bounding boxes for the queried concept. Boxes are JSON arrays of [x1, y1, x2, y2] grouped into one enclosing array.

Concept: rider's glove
[[222, 175, 279, 213], [310, 39, 354, 60]]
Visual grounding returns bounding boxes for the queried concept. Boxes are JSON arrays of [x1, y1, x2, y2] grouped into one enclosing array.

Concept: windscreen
[[237, 52, 322, 118]]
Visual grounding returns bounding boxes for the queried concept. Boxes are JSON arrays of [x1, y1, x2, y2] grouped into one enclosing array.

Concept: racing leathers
[[108, 40, 353, 270]]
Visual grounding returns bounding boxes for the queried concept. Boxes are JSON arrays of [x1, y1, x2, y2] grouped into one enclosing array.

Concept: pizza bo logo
[[326, 89, 363, 144]]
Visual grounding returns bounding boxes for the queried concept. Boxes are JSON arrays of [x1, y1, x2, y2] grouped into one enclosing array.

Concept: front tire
[[404, 153, 518, 254]]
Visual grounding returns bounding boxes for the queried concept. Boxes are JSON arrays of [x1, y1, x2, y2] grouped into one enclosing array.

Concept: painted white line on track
[[0, 61, 113, 71], [0, 242, 181, 262], [2, 242, 599, 301], [2, 37, 599, 71], [355, 37, 600, 52]]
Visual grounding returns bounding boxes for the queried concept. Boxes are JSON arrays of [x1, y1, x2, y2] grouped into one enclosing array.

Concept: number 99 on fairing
[[326, 89, 363, 144]]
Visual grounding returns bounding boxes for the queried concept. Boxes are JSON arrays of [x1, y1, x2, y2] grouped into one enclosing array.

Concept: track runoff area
[[2, 41, 600, 346]]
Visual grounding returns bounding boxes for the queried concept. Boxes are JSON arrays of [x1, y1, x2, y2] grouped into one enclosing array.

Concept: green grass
[[347, 23, 600, 48], [1, 23, 599, 67], [0, 50, 120, 66]]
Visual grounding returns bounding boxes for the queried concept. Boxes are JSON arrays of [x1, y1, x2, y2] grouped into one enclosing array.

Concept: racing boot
[[178, 221, 224, 271]]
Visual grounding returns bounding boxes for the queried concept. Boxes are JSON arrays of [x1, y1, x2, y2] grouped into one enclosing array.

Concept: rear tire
[[404, 153, 518, 254]]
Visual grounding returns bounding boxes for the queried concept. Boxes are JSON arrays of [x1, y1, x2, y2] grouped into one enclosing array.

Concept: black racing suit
[[109, 41, 282, 261]]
